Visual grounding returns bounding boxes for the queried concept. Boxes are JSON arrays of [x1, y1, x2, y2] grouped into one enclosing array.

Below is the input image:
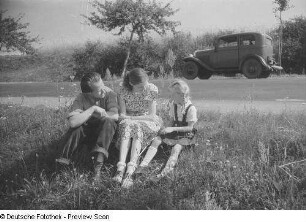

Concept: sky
[[1, 0, 306, 50]]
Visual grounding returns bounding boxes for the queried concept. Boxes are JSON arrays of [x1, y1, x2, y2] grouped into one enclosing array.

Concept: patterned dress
[[118, 83, 162, 150]]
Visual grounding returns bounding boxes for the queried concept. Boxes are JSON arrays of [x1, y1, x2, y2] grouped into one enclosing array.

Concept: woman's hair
[[168, 79, 190, 99], [123, 68, 148, 91], [80, 72, 101, 93]]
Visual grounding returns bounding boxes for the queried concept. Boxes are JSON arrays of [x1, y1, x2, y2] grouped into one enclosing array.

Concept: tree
[[0, 11, 39, 54], [165, 48, 176, 77], [268, 16, 306, 73], [273, 0, 292, 67], [281, 16, 306, 73], [85, 0, 180, 77]]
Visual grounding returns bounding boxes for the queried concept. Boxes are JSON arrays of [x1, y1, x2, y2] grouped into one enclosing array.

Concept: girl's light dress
[[118, 83, 162, 149]]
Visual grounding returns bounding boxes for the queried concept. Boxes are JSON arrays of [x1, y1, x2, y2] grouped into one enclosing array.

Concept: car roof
[[219, 32, 272, 39]]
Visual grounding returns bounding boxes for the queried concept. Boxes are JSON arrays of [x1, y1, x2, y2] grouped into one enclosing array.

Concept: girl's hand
[[160, 127, 173, 134], [119, 114, 130, 121]]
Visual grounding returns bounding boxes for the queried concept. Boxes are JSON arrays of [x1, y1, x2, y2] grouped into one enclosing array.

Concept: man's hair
[[80, 72, 102, 93]]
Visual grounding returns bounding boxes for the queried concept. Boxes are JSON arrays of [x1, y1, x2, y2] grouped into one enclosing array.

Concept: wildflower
[[0, 116, 7, 120], [60, 87, 64, 90]]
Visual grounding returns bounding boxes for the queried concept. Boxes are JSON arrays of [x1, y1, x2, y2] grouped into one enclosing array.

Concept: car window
[[240, 34, 256, 46], [218, 36, 238, 48]]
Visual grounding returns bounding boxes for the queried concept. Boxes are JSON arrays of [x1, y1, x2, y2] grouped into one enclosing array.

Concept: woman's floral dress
[[118, 83, 162, 150]]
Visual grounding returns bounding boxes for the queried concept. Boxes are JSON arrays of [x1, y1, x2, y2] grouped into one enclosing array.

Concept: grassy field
[[0, 102, 305, 210]]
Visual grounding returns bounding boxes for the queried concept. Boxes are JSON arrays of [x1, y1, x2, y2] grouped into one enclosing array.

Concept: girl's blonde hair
[[168, 79, 190, 99]]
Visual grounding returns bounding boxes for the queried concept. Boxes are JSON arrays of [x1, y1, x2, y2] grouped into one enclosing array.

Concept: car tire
[[242, 58, 263, 79], [183, 61, 198, 80], [198, 69, 212, 79]]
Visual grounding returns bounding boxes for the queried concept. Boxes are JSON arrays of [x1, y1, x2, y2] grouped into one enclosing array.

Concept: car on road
[[182, 32, 282, 79]]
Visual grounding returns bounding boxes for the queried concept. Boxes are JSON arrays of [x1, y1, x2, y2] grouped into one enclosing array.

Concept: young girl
[[135, 79, 197, 179], [113, 68, 162, 188]]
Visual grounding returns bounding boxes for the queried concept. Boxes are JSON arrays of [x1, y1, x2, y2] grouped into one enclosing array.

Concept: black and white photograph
[[0, 0, 305, 219]]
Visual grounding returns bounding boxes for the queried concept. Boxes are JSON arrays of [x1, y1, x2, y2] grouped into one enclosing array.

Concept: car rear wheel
[[242, 58, 263, 79], [183, 61, 198, 80]]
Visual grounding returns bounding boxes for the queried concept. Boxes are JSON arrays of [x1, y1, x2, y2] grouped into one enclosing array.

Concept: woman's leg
[[122, 138, 142, 189], [126, 138, 141, 174], [112, 130, 131, 183], [139, 136, 162, 167], [118, 137, 131, 166]]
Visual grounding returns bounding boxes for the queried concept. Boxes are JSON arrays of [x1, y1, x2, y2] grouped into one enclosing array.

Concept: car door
[[215, 35, 239, 69], [239, 34, 257, 61]]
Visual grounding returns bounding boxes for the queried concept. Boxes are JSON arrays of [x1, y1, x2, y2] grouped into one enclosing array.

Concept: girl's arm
[[118, 95, 127, 119], [171, 121, 195, 132], [128, 100, 157, 122], [118, 95, 156, 122], [161, 121, 195, 134]]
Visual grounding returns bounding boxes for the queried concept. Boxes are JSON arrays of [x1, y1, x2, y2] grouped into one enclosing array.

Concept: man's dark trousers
[[58, 117, 117, 164]]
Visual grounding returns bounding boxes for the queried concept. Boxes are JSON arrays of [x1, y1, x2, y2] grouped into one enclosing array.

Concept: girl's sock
[[140, 146, 158, 167]]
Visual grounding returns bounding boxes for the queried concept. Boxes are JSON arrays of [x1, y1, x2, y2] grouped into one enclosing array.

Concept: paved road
[[0, 77, 305, 113]]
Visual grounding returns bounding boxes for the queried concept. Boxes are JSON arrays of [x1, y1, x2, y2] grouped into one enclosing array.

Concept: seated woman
[[113, 68, 162, 188]]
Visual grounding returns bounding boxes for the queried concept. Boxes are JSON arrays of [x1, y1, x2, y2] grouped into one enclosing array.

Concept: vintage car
[[182, 32, 282, 79]]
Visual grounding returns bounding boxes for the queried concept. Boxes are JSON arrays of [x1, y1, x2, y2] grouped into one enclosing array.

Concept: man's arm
[[105, 107, 119, 120], [68, 106, 96, 128]]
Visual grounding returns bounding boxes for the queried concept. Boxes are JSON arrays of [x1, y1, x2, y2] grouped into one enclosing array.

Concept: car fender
[[183, 56, 214, 72], [239, 54, 272, 71]]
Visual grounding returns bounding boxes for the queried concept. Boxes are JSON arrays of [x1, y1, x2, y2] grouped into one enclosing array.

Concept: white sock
[[126, 162, 137, 175], [140, 146, 158, 167]]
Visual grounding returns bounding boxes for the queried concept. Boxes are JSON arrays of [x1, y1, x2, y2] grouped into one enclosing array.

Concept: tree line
[[1, 0, 305, 81]]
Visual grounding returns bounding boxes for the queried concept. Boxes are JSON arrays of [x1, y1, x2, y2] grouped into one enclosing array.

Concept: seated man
[[56, 72, 118, 180]]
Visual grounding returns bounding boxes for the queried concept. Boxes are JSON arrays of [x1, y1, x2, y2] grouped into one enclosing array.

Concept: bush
[[72, 41, 105, 80]]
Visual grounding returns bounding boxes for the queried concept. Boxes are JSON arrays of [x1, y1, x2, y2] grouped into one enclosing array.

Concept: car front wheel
[[183, 61, 198, 80], [242, 58, 262, 79]]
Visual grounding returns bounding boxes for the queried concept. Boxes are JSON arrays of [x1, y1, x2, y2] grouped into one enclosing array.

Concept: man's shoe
[[93, 162, 103, 182], [55, 157, 71, 165], [112, 170, 125, 184]]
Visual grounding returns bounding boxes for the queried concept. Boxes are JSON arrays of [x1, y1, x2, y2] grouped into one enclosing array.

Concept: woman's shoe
[[112, 170, 125, 183], [121, 173, 134, 189], [112, 162, 126, 184]]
